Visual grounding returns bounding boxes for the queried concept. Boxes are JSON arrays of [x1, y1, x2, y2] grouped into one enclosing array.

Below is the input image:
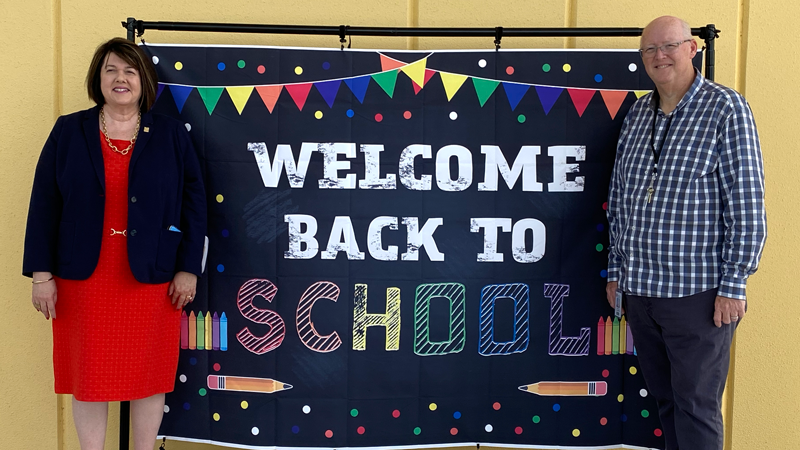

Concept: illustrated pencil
[[604, 317, 612, 355], [207, 375, 293, 394], [188, 311, 197, 350], [197, 311, 205, 350], [220, 312, 228, 351], [626, 322, 634, 355], [205, 311, 212, 350], [611, 316, 620, 355], [212, 312, 220, 351], [180, 311, 188, 349], [518, 381, 607, 397], [597, 317, 605, 355], [619, 315, 627, 354]]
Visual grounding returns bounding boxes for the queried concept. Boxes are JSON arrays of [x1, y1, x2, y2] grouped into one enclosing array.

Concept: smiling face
[[99, 52, 142, 111], [640, 17, 697, 90]]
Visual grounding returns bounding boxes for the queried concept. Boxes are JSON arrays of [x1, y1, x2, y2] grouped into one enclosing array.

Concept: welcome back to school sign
[[145, 43, 694, 449]]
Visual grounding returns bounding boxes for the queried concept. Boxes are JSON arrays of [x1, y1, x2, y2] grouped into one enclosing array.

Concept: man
[[605, 16, 766, 450]]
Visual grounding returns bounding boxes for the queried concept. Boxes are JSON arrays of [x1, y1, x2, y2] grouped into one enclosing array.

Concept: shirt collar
[[648, 68, 704, 114]]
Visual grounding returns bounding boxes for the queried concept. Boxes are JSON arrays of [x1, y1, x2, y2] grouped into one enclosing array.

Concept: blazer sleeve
[[175, 125, 207, 277], [23, 116, 65, 277]]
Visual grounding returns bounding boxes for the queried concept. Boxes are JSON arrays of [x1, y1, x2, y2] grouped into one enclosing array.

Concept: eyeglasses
[[639, 39, 693, 57]]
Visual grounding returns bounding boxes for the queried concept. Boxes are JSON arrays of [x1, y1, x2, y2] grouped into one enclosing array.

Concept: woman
[[23, 38, 206, 449]]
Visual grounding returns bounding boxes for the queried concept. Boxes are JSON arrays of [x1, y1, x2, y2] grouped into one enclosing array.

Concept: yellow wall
[[1, 1, 796, 449]]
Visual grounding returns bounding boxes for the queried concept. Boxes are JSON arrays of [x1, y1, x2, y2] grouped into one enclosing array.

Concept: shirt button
[[130, 196, 137, 203], [130, 229, 137, 236]]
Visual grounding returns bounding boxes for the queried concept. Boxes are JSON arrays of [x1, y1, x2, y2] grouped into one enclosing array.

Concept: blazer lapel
[[82, 106, 105, 191], [129, 110, 153, 176]]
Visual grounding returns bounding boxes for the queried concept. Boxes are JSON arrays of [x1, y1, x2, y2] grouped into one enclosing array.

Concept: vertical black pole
[[703, 24, 716, 82]]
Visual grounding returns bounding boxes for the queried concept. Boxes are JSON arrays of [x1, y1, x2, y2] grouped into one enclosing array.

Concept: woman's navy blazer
[[23, 106, 207, 284]]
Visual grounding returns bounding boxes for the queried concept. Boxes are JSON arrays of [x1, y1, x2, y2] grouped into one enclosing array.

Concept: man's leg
[[652, 289, 736, 450], [626, 294, 678, 450]]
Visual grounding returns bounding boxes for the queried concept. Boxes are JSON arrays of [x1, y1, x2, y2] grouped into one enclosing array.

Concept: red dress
[[53, 132, 181, 402]]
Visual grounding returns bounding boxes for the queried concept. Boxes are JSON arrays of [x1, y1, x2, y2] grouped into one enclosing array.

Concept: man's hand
[[605, 281, 624, 314], [713, 295, 746, 327]]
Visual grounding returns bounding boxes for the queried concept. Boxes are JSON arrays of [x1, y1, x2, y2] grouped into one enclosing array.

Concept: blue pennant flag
[[315, 79, 342, 108], [169, 85, 194, 113], [535, 86, 564, 115], [344, 76, 371, 104], [502, 82, 530, 111]]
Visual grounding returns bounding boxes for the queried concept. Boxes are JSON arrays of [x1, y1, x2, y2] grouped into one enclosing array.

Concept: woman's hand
[[32, 271, 57, 319], [169, 271, 197, 309]]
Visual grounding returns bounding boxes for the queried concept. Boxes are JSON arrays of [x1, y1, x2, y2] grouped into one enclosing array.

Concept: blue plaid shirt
[[607, 70, 766, 300]]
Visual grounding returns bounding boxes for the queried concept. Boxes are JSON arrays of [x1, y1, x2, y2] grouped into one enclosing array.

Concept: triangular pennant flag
[[503, 83, 531, 111], [314, 79, 342, 108], [226, 86, 254, 115], [255, 85, 283, 113], [400, 58, 427, 88], [197, 87, 224, 115], [285, 83, 313, 111], [634, 90, 650, 99], [344, 76, 371, 104], [380, 54, 407, 72], [600, 90, 629, 120], [371, 70, 399, 98], [156, 83, 165, 102], [411, 69, 438, 95], [472, 78, 500, 107], [534, 86, 563, 115], [440, 72, 469, 101], [567, 88, 596, 117], [169, 85, 194, 114]]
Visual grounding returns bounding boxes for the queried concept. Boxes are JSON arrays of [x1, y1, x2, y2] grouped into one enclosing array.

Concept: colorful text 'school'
[[597, 315, 635, 356], [182, 311, 228, 351]]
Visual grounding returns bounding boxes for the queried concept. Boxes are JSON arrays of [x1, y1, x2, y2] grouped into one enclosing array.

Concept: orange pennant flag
[[255, 85, 283, 113], [380, 54, 407, 72], [567, 88, 596, 117], [600, 91, 629, 120]]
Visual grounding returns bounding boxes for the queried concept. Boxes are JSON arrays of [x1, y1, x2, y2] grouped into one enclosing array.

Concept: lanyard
[[646, 99, 673, 204]]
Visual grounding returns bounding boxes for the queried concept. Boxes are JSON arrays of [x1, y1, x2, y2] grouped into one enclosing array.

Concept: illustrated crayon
[[604, 317, 612, 355], [619, 315, 627, 355], [197, 311, 205, 350], [188, 311, 197, 350], [626, 322, 634, 355], [180, 311, 188, 349], [207, 375, 293, 394], [220, 312, 228, 351], [518, 381, 607, 397], [212, 312, 220, 351], [205, 311, 212, 350], [634, 345, 637, 356], [597, 317, 605, 355], [612, 316, 620, 355]]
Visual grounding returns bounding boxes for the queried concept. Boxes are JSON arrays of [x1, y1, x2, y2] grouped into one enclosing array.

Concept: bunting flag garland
[[226, 86, 254, 115], [168, 85, 193, 114], [440, 72, 469, 101], [400, 58, 428, 88], [197, 87, 225, 115], [314, 80, 342, 108], [634, 90, 650, 99], [255, 85, 282, 113], [285, 83, 313, 111], [502, 82, 531, 111], [344, 76, 371, 103], [472, 78, 500, 107], [535, 85, 563, 115], [379, 54, 407, 72], [600, 90, 629, 120], [567, 88, 596, 117], [156, 84, 165, 102], [412, 69, 438, 95], [371, 69, 399, 98]]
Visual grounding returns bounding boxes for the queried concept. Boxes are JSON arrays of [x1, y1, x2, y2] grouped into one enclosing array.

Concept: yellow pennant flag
[[439, 72, 469, 101], [400, 58, 428, 89], [634, 90, 651, 99], [226, 86, 255, 115]]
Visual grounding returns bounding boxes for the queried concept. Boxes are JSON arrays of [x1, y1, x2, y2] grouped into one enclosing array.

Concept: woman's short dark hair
[[86, 38, 158, 112]]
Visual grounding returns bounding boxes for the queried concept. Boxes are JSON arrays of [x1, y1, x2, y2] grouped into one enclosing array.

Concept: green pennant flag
[[197, 87, 225, 115], [371, 70, 399, 98], [472, 78, 500, 107]]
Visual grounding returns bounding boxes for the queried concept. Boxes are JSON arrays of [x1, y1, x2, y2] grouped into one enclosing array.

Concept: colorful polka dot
[[453, 411, 461, 419], [374, 113, 383, 122], [602, 369, 610, 378], [596, 223, 605, 232], [213, 363, 221, 371], [217, 62, 226, 71], [213, 413, 220, 421], [413, 427, 421, 435], [346, 109, 355, 118], [450, 427, 458, 436], [392, 409, 400, 418], [600, 417, 608, 425], [325, 430, 333, 438], [449, 111, 458, 120], [257, 65, 266, 74], [492, 402, 501, 410], [164, 405, 170, 413], [629, 63, 638, 72], [222, 229, 229, 237], [572, 429, 581, 437], [594, 74, 603, 82], [630, 366, 638, 375], [515, 426, 523, 435], [655, 428, 663, 437], [152, 56, 160, 65], [603, 201, 608, 210], [621, 414, 628, 422], [251, 427, 259, 435], [517, 114, 526, 123], [428, 403, 437, 411], [179, 374, 187, 383], [217, 264, 224, 273], [485, 424, 493, 432], [601, 270, 608, 278], [189, 357, 197, 365], [292, 426, 300, 434], [642, 409, 650, 418], [403, 110, 412, 119], [542, 63, 551, 72], [174, 62, 183, 71], [617, 394, 625, 402], [478, 59, 487, 68], [506, 66, 515, 75], [563, 63, 572, 72], [302, 405, 311, 414], [184, 123, 191, 131], [596, 243, 604, 251], [532, 415, 541, 424], [183, 402, 190, 410], [241, 401, 249, 409], [357, 426, 365, 434], [553, 403, 561, 412], [315, 111, 323, 119], [640, 389, 649, 397], [322, 62, 331, 70], [237, 60, 245, 69], [350, 408, 359, 417], [216, 194, 224, 203], [198, 388, 207, 396], [295, 66, 303, 75]]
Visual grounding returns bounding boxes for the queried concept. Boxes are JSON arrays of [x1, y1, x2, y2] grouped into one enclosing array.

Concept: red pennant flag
[[255, 86, 283, 113], [285, 83, 313, 111], [599, 91, 629, 120], [412, 69, 438, 95], [380, 54, 407, 72], [567, 88, 596, 117]]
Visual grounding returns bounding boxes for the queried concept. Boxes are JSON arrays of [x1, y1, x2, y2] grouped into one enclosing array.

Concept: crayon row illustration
[[181, 311, 228, 351], [597, 316, 636, 356]]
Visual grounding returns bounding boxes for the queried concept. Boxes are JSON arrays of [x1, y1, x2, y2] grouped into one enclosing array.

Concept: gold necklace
[[100, 107, 140, 155]]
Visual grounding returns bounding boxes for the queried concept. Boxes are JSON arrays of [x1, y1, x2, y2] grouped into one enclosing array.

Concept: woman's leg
[[72, 397, 109, 450], [131, 393, 165, 450]]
